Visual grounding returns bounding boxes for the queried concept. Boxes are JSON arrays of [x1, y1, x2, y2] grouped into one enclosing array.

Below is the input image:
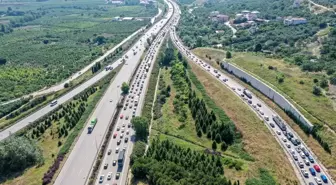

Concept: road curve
[[170, 1, 334, 185]]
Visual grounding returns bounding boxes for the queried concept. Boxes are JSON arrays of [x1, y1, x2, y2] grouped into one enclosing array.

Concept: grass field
[[192, 47, 336, 180], [187, 59, 298, 184], [0, 0, 157, 102]]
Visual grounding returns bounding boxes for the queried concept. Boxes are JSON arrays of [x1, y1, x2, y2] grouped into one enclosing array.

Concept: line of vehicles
[[170, 17, 332, 184]]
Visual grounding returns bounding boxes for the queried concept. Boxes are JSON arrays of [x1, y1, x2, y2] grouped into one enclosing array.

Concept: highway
[[170, 1, 334, 185], [94, 13, 173, 185], [54, 2, 174, 185], [0, 7, 165, 141]]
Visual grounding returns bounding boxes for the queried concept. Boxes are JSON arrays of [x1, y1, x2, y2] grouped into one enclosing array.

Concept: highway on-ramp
[[53, 3, 174, 185], [170, 1, 334, 185]]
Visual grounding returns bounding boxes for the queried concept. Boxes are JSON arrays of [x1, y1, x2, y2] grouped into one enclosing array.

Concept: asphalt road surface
[[54, 3, 174, 185], [170, 1, 334, 185], [94, 10, 174, 185]]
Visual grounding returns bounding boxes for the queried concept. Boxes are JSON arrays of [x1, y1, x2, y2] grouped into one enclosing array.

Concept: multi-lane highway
[[54, 2, 174, 185], [94, 17, 172, 185], [170, 1, 334, 185], [0, 7, 165, 141]]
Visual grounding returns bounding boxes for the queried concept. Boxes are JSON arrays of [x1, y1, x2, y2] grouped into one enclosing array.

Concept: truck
[[118, 150, 125, 167], [87, 118, 98, 134], [134, 96, 139, 106], [243, 89, 252, 99], [272, 115, 287, 131]]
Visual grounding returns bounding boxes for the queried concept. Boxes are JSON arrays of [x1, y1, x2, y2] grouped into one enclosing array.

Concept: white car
[[314, 177, 322, 185], [107, 172, 112, 180], [286, 144, 291, 148], [116, 148, 119, 153], [282, 137, 287, 142], [276, 130, 281, 135]]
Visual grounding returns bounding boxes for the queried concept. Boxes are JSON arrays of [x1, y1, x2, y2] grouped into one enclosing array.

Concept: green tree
[[254, 43, 262, 52], [212, 141, 217, 150], [226, 51, 232, 59], [313, 86, 322, 96], [131, 116, 149, 141], [320, 78, 328, 88], [121, 82, 130, 94]]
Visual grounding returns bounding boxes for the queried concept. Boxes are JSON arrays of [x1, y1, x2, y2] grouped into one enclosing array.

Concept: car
[[120, 115, 124, 119], [232, 87, 236, 90], [113, 133, 117, 138], [296, 147, 301, 152], [110, 99, 113, 102], [260, 111, 264, 115], [286, 144, 291, 148], [309, 168, 316, 176], [313, 165, 321, 172], [276, 130, 281, 135], [126, 116, 129, 120], [290, 149, 295, 154], [257, 103, 262, 107], [113, 160, 116, 166], [292, 154, 298, 161], [117, 139, 121, 145], [104, 163, 108, 169], [320, 174, 328, 183], [301, 169, 309, 178], [128, 124, 131, 128], [122, 123, 126, 127], [108, 149, 112, 155], [120, 134, 124, 138], [248, 100, 252, 104], [121, 128, 124, 133], [264, 116, 269, 121], [125, 137, 129, 143], [116, 127, 120, 131], [304, 159, 310, 166], [126, 130, 129, 134], [314, 177, 322, 185], [301, 152, 306, 159], [282, 137, 287, 142], [116, 173, 120, 180], [298, 161, 304, 168], [308, 156, 315, 163], [124, 106, 127, 110], [115, 148, 119, 153], [123, 146, 126, 151], [270, 123, 275, 128], [107, 172, 112, 180], [129, 105, 133, 108], [99, 175, 104, 183]]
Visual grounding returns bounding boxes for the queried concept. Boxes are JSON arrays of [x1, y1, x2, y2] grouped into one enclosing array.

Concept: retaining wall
[[221, 62, 314, 130]]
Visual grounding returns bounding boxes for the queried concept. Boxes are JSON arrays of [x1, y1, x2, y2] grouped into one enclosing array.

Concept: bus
[[87, 118, 98, 134], [50, 100, 58, 107], [118, 150, 125, 167]]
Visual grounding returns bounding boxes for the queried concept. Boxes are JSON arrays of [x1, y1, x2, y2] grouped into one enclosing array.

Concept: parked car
[[313, 165, 321, 172], [309, 168, 316, 176], [320, 174, 328, 183]]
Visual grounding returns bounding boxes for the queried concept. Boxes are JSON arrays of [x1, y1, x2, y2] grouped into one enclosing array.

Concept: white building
[[283, 17, 307, 25]]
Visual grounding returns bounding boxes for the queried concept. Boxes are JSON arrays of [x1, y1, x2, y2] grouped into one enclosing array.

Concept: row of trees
[[0, 97, 30, 118], [91, 62, 102, 74], [132, 139, 240, 185], [6, 95, 47, 120], [188, 91, 235, 149]]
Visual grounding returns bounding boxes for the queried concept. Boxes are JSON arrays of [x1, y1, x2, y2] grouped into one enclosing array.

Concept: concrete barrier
[[221, 61, 314, 130]]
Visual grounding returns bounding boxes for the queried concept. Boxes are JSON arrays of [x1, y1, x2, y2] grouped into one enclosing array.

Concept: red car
[[120, 114, 124, 119], [313, 164, 321, 172], [113, 133, 117, 138]]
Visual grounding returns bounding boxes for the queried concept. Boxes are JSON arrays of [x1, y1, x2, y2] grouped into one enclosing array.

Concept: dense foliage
[[130, 141, 146, 164], [131, 116, 149, 141], [153, 75, 171, 120], [0, 136, 43, 177], [0, 1, 157, 102], [0, 97, 30, 118], [6, 95, 47, 120], [132, 139, 239, 185], [189, 91, 235, 147]]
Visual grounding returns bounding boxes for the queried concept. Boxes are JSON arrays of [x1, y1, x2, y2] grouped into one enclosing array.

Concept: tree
[[161, 48, 174, 66], [330, 74, 336, 85], [121, 82, 129, 94], [221, 142, 228, 151], [313, 86, 322, 96], [64, 83, 70, 88], [320, 79, 328, 88], [131, 116, 149, 141], [93, 36, 106, 45], [212, 141, 217, 150], [0, 57, 6, 65], [254, 43, 262, 52], [226, 51, 232, 59]]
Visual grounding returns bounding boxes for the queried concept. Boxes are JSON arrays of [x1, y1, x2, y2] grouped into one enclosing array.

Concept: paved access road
[[54, 3, 174, 185], [170, 1, 334, 185], [94, 7, 175, 184]]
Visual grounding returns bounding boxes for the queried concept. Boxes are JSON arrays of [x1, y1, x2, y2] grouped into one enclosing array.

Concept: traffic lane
[[96, 28, 167, 185], [172, 35, 332, 185]]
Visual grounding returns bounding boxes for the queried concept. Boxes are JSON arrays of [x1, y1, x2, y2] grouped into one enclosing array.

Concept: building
[[122, 17, 134, 21], [283, 17, 307, 25], [210, 11, 220, 17], [110, 0, 124, 4], [216, 14, 229, 22], [112, 16, 121, 21]]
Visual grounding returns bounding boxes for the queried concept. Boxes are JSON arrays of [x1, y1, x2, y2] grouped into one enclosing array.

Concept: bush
[[313, 86, 322, 96], [130, 141, 146, 165]]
